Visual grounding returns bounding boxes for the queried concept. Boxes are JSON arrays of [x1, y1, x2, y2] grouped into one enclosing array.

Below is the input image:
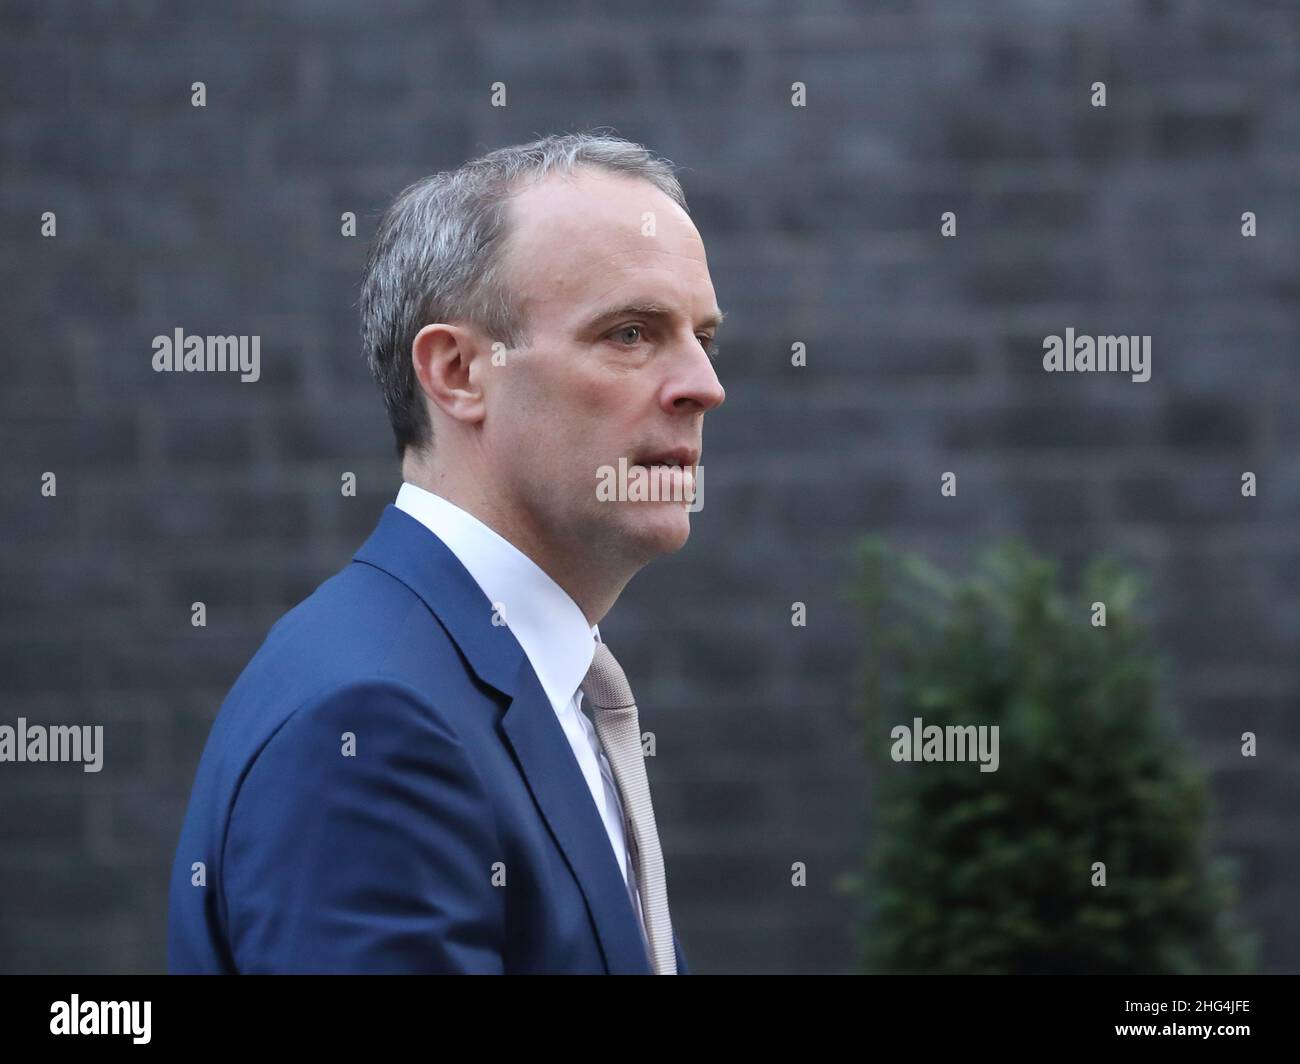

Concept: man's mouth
[[633, 447, 700, 469], [625, 449, 700, 504]]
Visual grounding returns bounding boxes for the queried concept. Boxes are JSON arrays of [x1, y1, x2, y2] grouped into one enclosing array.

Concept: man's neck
[[401, 457, 627, 626]]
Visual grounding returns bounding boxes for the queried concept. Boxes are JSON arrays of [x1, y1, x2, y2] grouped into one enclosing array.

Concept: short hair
[[359, 130, 689, 459]]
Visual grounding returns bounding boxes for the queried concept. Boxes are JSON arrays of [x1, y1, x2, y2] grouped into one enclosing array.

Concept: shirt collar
[[394, 481, 600, 714]]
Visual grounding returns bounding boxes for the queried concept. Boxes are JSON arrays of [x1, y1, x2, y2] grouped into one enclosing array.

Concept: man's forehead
[[508, 169, 691, 259], [504, 169, 713, 321]]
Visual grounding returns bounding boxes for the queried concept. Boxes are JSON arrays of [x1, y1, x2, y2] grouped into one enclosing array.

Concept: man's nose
[[665, 339, 726, 413]]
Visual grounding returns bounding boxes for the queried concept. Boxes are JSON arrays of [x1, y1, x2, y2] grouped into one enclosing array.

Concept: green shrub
[[836, 537, 1257, 974]]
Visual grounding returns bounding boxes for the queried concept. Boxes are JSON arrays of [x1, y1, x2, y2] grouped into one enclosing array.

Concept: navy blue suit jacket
[[168, 503, 689, 974]]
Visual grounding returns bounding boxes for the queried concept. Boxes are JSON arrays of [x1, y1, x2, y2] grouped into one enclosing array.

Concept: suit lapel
[[500, 655, 654, 973], [354, 504, 652, 974]]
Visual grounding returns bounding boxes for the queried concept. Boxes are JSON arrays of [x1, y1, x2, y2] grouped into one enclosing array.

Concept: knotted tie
[[580, 640, 677, 974]]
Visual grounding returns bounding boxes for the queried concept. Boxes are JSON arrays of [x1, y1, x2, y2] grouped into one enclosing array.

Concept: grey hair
[[358, 130, 690, 459]]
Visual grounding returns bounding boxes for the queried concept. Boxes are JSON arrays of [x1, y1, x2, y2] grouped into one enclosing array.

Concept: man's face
[[479, 167, 726, 570]]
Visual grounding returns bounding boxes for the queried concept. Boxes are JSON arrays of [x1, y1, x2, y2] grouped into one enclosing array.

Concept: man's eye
[[699, 336, 720, 361], [612, 325, 643, 345]]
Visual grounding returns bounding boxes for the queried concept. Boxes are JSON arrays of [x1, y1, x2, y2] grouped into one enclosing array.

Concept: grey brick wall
[[1, 0, 1296, 973]]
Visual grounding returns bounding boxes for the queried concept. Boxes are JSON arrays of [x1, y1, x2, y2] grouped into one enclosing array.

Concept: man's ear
[[411, 322, 488, 426]]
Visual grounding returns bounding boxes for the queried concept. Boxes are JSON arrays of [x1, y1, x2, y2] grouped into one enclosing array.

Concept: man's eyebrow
[[582, 301, 727, 333]]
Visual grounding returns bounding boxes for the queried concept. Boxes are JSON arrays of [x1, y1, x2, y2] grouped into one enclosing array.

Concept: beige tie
[[581, 641, 677, 974]]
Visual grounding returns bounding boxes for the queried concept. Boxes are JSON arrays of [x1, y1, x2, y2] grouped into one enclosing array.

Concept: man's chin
[[624, 503, 692, 558]]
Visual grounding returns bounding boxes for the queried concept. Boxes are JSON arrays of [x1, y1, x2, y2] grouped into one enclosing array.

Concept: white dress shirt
[[393, 481, 648, 951]]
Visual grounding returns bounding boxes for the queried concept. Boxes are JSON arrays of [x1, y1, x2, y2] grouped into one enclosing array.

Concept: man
[[167, 132, 726, 974]]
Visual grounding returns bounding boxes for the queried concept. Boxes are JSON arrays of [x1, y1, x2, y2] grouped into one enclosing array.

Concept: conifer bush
[[838, 538, 1256, 974]]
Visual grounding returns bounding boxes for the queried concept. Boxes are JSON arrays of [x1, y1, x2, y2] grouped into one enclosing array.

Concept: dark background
[[1, 0, 1297, 974]]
